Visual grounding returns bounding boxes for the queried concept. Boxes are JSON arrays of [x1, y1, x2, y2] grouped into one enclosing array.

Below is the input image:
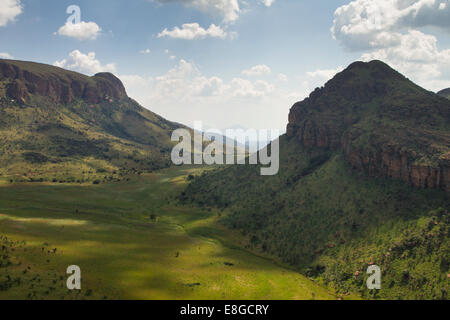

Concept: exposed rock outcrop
[[0, 59, 127, 104], [0, 58, 182, 175], [287, 60, 450, 193], [341, 134, 450, 192]]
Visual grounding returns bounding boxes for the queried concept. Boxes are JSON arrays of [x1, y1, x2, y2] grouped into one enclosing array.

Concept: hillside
[[438, 88, 450, 100], [288, 60, 450, 193], [182, 60, 450, 299], [0, 59, 181, 183]]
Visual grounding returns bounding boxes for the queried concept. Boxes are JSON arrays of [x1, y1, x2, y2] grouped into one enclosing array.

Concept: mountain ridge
[[287, 60, 450, 192], [438, 88, 450, 100], [0, 59, 181, 182], [1, 59, 127, 104]]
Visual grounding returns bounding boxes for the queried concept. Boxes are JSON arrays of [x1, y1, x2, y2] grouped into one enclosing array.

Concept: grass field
[[0, 166, 343, 300]]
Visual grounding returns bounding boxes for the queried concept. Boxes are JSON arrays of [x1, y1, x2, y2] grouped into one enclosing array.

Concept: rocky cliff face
[[287, 60, 450, 193], [341, 134, 450, 192], [0, 59, 182, 176], [0, 59, 127, 104]]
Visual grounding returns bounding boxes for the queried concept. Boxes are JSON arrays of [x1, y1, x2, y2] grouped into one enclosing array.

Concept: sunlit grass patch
[[0, 213, 89, 227], [0, 165, 341, 300]]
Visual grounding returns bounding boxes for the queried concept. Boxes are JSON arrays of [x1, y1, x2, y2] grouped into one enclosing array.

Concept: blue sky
[[1, 0, 450, 131]]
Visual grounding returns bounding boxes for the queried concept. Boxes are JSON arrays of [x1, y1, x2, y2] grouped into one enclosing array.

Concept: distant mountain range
[[203, 124, 270, 152], [183, 60, 450, 299], [0, 59, 182, 183]]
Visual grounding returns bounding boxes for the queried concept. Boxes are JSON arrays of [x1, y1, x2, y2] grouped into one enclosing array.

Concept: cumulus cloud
[[331, 0, 450, 91], [277, 73, 288, 82], [297, 66, 345, 94], [242, 64, 271, 76], [146, 59, 232, 98], [332, 0, 450, 51], [0, 52, 13, 59], [158, 23, 228, 39], [53, 50, 116, 75], [230, 78, 274, 97], [56, 21, 101, 41], [306, 67, 344, 82], [140, 48, 151, 54], [121, 59, 276, 104], [0, 0, 22, 27], [360, 29, 450, 89], [118, 58, 293, 130], [120, 75, 154, 97], [261, 0, 276, 7], [155, 0, 241, 22]]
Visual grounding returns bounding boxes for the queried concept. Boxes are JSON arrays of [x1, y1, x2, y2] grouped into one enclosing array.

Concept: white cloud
[[242, 64, 271, 76], [169, 55, 176, 60], [121, 59, 278, 104], [156, 0, 241, 22], [277, 73, 288, 82], [0, 52, 13, 59], [53, 50, 116, 75], [140, 48, 151, 54], [331, 0, 450, 91], [158, 23, 229, 39], [360, 30, 450, 90], [332, 0, 450, 51], [118, 58, 294, 131], [230, 78, 274, 97], [120, 74, 154, 96], [56, 21, 101, 41], [306, 67, 344, 82], [0, 0, 22, 27], [261, 0, 276, 7], [297, 66, 345, 94], [125, 60, 224, 108]]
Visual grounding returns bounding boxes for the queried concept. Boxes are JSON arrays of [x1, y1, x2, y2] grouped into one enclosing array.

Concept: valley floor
[[0, 166, 343, 300]]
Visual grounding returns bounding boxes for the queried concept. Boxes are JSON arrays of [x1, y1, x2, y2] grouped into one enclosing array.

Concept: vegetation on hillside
[[438, 88, 450, 100], [182, 136, 449, 299], [0, 59, 181, 183], [182, 61, 450, 300], [287, 61, 450, 192]]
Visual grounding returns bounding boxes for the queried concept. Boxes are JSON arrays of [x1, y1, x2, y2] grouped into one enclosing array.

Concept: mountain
[[287, 60, 450, 193], [182, 60, 450, 299], [0, 59, 181, 183], [437, 88, 450, 100]]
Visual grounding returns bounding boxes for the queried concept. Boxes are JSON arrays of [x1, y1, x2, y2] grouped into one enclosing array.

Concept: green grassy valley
[[0, 166, 342, 300], [1, 58, 448, 301]]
